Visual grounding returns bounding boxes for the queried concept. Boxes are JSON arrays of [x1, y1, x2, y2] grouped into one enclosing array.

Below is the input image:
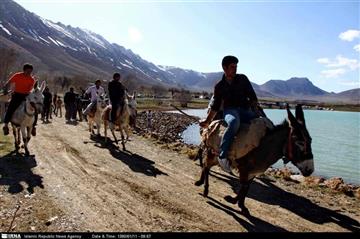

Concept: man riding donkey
[[102, 72, 137, 149], [2, 63, 39, 136], [82, 80, 105, 118], [108, 73, 126, 129], [199, 55, 265, 174]]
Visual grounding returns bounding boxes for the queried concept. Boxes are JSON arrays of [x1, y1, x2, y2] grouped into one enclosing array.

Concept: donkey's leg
[[17, 128, 21, 150], [104, 121, 108, 142], [88, 119, 92, 132], [124, 126, 131, 141], [119, 127, 126, 150], [21, 127, 30, 156], [111, 128, 118, 144], [96, 121, 101, 136], [203, 153, 218, 197], [195, 149, 210, 186], [194, 146, 204, 167], [12, 126, 20, 152], [224, 160, 251, 208], [236, 162, 252, 214]]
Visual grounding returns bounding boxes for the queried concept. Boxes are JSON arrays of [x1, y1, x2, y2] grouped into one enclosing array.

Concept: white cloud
[[128, 27, 142, 44], [339, 29, 360, 41], [316, 58, 330, 64], [354, 44, 360, 52], [320, 68, 347, 78], [317, 55, 360, 70]]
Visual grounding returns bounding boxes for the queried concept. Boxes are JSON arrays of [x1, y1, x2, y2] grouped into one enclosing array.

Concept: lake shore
[[135, 110, 360, 199], [136, 98, 360, 112]]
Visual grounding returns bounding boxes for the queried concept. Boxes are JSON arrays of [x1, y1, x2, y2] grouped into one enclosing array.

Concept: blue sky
[[14, 0, 360, 93]]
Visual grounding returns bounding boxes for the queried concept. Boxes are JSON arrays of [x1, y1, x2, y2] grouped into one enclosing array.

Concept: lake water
[[172, 109, 360, 185]]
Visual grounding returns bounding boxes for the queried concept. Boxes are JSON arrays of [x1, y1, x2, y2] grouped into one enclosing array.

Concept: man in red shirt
[[2, 63, 37, 136]]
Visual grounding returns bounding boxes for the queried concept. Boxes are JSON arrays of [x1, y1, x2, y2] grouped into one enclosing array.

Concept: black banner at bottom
[[0, 232, 358, 239]]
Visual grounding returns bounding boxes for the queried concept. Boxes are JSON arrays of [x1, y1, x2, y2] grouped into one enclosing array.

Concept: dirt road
[[1, 116, 359, 232]]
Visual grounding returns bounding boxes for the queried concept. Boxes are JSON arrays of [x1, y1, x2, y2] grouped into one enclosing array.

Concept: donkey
[[87, 94, 108, 136], [10, 81, 46, 156], [195, 104, 314, 214], [102, 92, 137, 150]]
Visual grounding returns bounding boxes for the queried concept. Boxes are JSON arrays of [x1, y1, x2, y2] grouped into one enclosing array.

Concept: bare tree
[[174, 89, 192, 107], [122, 74, 138, 93], [151, 85, 167, 98], [0, 48, 18, 86]]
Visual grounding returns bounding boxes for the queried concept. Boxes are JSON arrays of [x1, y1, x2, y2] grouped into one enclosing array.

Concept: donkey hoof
[[224, 195, 237, 204], [203, 189, 209, 197], [194, 180, 203, 186], [239, 205, 250, 215]]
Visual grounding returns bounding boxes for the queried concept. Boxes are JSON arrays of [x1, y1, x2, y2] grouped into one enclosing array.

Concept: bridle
[[283, 126, 309, 164]]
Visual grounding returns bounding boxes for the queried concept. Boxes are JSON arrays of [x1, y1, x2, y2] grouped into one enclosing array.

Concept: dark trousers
[[65, 103, 76, 121], [42, 103, 51, 120], [4, 92, 38, 127], [4, 93, 28, 123]]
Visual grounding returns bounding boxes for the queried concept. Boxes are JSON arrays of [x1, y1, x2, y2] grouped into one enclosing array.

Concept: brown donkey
[[195, 104, 314, 214]]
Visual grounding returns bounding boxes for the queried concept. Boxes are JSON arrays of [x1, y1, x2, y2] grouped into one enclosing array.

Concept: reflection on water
[[173, 109, 360, 184]]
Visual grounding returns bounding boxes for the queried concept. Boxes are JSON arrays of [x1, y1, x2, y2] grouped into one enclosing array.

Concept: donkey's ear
[[295, 104, 305, 126], [40, 81, 46, 92], [286, 103, 297, 126]]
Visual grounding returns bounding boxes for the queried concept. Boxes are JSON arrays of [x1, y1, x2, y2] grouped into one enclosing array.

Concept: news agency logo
[[1, 234, 21, 239]]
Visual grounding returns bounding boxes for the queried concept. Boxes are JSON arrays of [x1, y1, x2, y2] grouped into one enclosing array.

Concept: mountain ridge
[[0, 0, 358, 103]]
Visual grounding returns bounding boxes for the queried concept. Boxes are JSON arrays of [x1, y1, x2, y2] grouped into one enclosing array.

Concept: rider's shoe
[[2, 125, 9, 135]]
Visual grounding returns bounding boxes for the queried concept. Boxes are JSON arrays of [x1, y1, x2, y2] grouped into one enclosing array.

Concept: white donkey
[[87, 94, 108, 136], [10, 81, 45, 156]]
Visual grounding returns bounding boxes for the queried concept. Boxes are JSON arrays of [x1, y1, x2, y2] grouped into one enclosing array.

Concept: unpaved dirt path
[[1, 116, 359, 232]]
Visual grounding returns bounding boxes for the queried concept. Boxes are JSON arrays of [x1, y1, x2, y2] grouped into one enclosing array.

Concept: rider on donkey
[[108, 73, 126, 128], [82, 79, 105, 117], [199, 56, 262, 174], [2, 63, 38, 136]]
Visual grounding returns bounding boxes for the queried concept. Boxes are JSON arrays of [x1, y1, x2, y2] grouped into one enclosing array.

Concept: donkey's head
[[97, 94, 108, 110], [285, 104, 314, 177], [27, 81, 46, 113], [126, 92, 137, 117]]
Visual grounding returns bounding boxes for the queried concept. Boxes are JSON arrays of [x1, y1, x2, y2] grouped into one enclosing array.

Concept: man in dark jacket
[[200, 55, 261, 173], [108, 73, 126, 125], [42, 86, 52, 122], [64, 87, 77, 122]]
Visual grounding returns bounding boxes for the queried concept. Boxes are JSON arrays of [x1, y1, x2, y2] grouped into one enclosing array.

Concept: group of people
[[40, 87, 64, 122], [2, 55, 263, 176], [1, 65, 128, 133]]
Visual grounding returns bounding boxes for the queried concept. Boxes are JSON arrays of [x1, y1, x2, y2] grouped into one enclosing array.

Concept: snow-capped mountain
[[1, 0, 358, 103]]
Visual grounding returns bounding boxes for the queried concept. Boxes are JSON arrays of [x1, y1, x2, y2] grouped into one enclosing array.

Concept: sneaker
[[3, 125, 9, 135], [218, 157, 232, 174], [31, 127, 36, 136]]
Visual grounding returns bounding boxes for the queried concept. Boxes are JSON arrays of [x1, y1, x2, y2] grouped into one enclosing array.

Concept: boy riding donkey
[[2, 63, 39, 136]]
